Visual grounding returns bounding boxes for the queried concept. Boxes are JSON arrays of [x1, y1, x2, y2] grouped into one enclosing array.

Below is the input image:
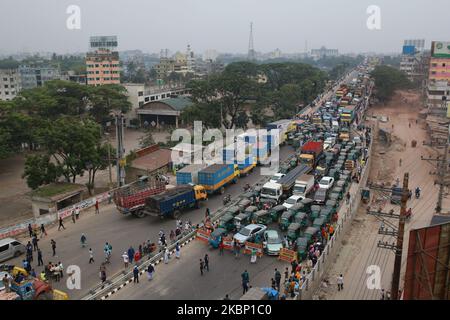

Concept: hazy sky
[[1, 0, 449, 55]]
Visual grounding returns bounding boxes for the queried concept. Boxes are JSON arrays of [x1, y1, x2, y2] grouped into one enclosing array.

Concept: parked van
[[0, 238, 26, 262]]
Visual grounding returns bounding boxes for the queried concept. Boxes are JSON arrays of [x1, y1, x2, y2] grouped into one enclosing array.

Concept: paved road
[[109, 240, 289, 300], [8, 146, 294, 299]]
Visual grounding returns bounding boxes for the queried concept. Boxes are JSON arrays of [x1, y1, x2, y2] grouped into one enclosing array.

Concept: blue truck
[[198, 164, 239, 194], [176, 164, 208, 185], [144, 185, 207, 219]]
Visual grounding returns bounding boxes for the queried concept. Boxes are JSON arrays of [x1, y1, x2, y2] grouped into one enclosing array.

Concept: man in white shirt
[[337, 274, 344, 291]]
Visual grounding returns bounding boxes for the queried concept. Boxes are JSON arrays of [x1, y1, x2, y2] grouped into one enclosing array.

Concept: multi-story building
[[311, 46, 339, 59], [19, 65, 61, 90], [0, 68, 21, 100], [427, 41, 450, 117], [86, 36, 121, 86], [400, 43, 429, 85]]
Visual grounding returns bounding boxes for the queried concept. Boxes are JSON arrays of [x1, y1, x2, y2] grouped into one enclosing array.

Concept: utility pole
[[115, 113, 126, 187], [366, 172, 409, 300], [391, 172, 408, 300]]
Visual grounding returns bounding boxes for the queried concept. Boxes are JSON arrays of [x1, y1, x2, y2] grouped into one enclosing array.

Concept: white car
[[270, 173, 285, 183], [233, 224, 267, 245], [263, 230, 283, 256], [282, 195, 304, 209], [319, 176, 334, 190]]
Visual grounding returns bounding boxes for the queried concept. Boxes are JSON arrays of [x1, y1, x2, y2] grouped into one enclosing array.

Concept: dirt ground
[[316, 90, 445, 300], [0, 128, 171, 227]]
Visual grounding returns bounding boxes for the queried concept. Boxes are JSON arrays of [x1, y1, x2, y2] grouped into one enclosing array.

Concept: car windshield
[[267, 235, 281, 244], [319, 178, 330, 185], [294, 185, 306, 193], [271, 175, 281, 182], [262, 188, 277, 196], [286, 198, 297, 204], [239, 228, 252, 236]]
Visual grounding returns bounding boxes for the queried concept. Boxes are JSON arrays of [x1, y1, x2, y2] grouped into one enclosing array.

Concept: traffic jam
[[189, 64, 374, 269]]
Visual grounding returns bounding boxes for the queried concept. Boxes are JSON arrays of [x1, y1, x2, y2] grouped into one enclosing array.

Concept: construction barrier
[[278, 248, 298, 263], [243, 241, 263, 257], [196, 229, 211, 243], [222, 236, 233, 250]]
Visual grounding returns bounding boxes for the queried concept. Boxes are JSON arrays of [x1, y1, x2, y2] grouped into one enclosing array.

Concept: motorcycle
[[223, 194, 231, 206]]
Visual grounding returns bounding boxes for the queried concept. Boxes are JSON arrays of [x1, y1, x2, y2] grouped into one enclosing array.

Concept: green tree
[[22, 154, 62, 189], [371, 65, 412, 102], [88, 84, 132, 124], [139, 129, 156, 148]]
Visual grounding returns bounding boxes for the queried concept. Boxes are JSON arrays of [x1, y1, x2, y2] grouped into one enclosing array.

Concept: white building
[[0, 69, 21, 101]]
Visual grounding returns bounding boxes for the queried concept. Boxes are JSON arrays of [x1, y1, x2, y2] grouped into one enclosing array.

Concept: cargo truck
[[176, 164, 208, 185], [114, 176, 166, 218], [144, 185, 207, 219], [266, 119, 291, 149], [236, 156, 257, 176], [292, 174, 315, 198], [261, 164, 311, 202], [198, 164, 239, 194], [299, 141, 323, 167]]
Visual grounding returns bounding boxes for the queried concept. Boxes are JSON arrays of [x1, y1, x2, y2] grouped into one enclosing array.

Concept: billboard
[[402, 45, 416, 55], [432, 41, 450, 58], [403, 221, 450, 300]]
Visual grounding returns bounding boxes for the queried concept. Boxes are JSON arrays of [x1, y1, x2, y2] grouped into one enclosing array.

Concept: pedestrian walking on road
[[71, 210, 76, 223], [175, 242, 180, 259], [204, 254, 209, 271], [380, 289, 385, 300], [95, 200, 99, 214], [108, 192, 112, 204], [28, 224, 33, 238], [89, 248, 94, 264], [58, 261, 64, 278], [241, 270, 250, 294], [40, 224, 47, 238], [122, 251, 129, 268], [51, 239, 56, 256], [164, 248, 170, 264], [133, 265, 139, 283], [291, 260, 298, 274], [127, 246, 135, 264], [58, 217, 65, 231], [100, 269, 107, 284], [75, 206, 80, 220], [219, 239, 224, 255], [37, 249, 44, 266], [200, 259, 204, 276], [32, 234, 39, 251], [337, 274, 344, 291], [399, 158, 402, 167], [284, 267, 289, 282], [274, 268, 282, 290], [170, 230, 175, 242], [205, 208, 210, 219], [271, 278, 277, 290], [346, 192, 350, 204], [147, 264, 155, 281]]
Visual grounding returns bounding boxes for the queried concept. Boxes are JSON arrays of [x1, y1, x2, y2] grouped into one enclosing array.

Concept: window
[[443, 63, 446, 67], [0, 244, 9, 253], [432, 63, 437, 67], [431, 71, 436, 75], [96, 71, 100, 74], [11, 241, 21, 246], [145, 97, 149, 102], [11, 85, 14, 88], [5, 91, 9, 95], [4, 85, 8, 88], [138, 91, 143, 96], [3, 78, 7, 81], [96, 78, 100, 81], [139, 101, 144, 107]]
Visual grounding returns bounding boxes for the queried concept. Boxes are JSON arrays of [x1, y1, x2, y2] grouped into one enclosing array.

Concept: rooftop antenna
[[248, 22, 256, 61]]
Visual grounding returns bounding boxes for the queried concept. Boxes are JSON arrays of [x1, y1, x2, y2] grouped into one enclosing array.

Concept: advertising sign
[[432, 41, 450, 58]]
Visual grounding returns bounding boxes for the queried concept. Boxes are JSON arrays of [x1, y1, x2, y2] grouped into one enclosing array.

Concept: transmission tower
[[248, 22, 256, 61]]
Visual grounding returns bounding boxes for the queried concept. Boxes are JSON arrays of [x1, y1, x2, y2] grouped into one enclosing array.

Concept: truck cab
[[260, 182, 283, 203], [193, 185, 208, 201]]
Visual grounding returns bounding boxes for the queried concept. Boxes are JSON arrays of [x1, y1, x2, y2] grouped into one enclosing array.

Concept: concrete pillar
[[175, 116, 179, 128], [156, 115, 159, 129]]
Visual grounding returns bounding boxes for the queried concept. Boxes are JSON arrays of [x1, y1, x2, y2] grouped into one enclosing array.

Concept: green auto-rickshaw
[[244, 205, 258, 216], [336, 179, 348, 190], [319, 207, 333, 222], [294, 211, 307, 227], [330, 186, 344, 200], [209, 228, 228, 249], [287, 203, 305, 215], [328, 168, 340, 180], [361, 187, 370, 204], [300, 198, 314, 214], [303, 226, 320, 242], [253, 210, 271, 225], [325, 200, 338, 212], [296, 237, 308, 261], [313, 217, 326, 229], [237, 199, 252, 212], [287, 222, 301, 241], [279, 211, 295, 231], [269, 205, 287, 223], [218, 213, 235, 232], [328, 192, 340, 202], [225, 206, 241, 217], [310, 205, 321, 220], [234, 212, 251, 231]]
